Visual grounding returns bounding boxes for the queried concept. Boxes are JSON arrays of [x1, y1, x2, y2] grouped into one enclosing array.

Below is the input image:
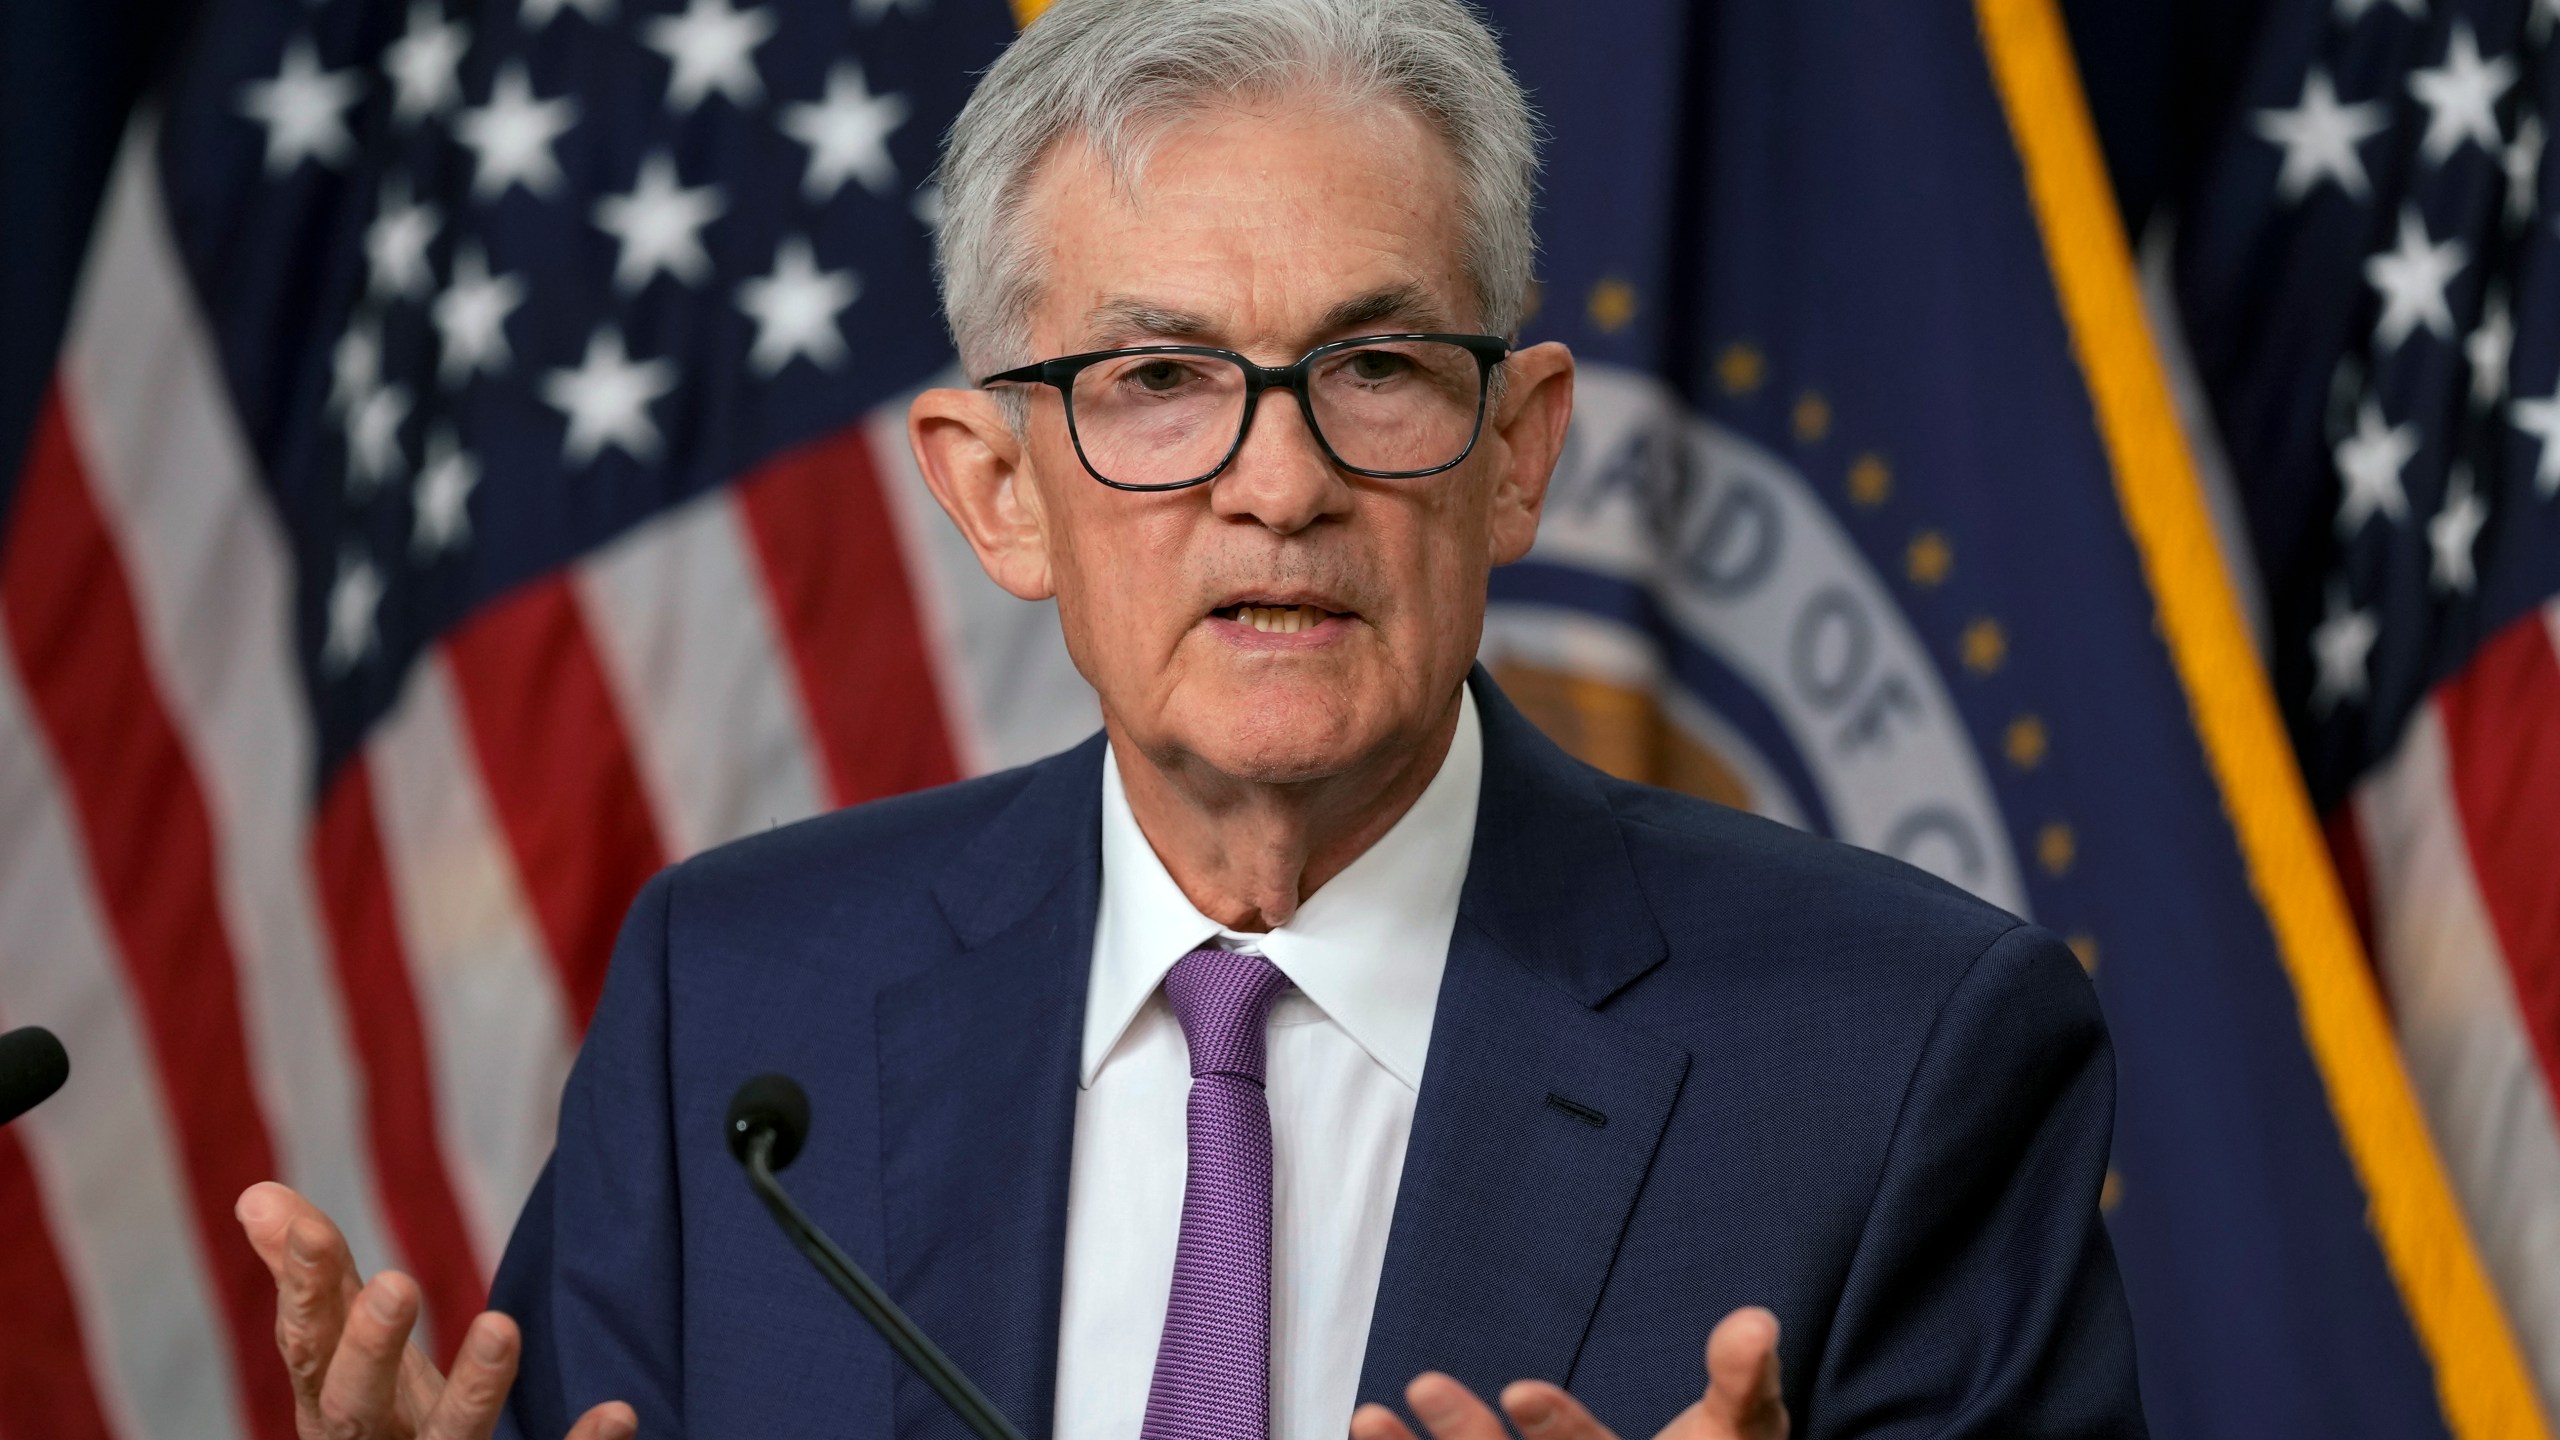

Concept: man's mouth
[[1210, 602, 1347, 635]]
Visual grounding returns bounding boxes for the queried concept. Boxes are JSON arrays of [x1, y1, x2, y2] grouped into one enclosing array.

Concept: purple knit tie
[[1141, 947, 1293, 1440]]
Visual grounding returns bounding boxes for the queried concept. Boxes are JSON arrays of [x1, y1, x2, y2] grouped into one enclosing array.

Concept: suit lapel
[[875, 739, 1106, 1440], [1356, 674, 1693, 1408]]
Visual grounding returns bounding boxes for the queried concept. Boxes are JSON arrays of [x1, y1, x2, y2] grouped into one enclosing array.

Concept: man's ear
[[1485, 340, 1574, 566], [908, 387, 1056, 601]]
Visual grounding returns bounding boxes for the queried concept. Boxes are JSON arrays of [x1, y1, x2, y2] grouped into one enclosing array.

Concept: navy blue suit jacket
[[491, 671, 2144, 1439]]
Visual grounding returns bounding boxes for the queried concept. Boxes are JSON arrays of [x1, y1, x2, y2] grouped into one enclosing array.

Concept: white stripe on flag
[[368, 652, 579, 1266], [2357, 700, 2560, 1403], [57, 120, 400, 1270], [0, 647, 241, 1440], [575, 489, 829, 858], [862, 387, 1098, 775]]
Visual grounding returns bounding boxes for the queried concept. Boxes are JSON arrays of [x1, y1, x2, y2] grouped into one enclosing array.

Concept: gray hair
[[933, 0, 1539, 386]]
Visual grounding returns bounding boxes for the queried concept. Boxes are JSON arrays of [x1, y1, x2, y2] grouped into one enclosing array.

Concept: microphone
[[0, 1027, 68, 1127], [725, 1074, 1027, 1440]]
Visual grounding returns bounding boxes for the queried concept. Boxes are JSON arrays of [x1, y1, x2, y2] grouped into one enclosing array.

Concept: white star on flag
[[594, 153, 727, 292], [2467, 290, 2512, 409], [2428, 467, 2488, 595], [432, 243, 527, 384], [542, 328, 679, 465], [384, 2, 470, 125], [2364, 206, 2467, 352], [855, 0, 930, 18], [2335, 0, 2424, 19], [365, 175, 441, 300], [2254, 69, 2387, 203], [2407, 22, 2515, 166], [330, 321, 382, 417], [739, 237, 860, 374], [2310, 583, 2380, 714], [323, 549, 386, 675], [522, 0, 614, 26], [2511, 376, 2560, 496], [413, 427, 481, 556], [780, 63, 910, 199], [2506, 115, 2544, 227], [457, 63, 580, 199], [238, 38, 362, 175], [643, 0, 777, 112], [2536, 0, 2560, 44], [2333, 398, 2416, 536], [347, 383, 413, 496]]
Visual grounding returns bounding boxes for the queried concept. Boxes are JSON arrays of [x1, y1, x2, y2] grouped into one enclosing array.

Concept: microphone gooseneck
[[724, 1074, 1027, 1440], [0, 1027, 69, 1127]]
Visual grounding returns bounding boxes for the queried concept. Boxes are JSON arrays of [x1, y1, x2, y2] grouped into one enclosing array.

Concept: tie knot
[[1162, 947, 1290, 1083]]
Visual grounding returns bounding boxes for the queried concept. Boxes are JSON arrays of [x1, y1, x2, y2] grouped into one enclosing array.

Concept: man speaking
[[233, 0, 2146, 1436]]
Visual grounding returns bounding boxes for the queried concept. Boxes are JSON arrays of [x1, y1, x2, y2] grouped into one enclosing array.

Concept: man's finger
[[236, 1182, 303, 1272], [1352, 1400, 1424, 1440], [239, 1185, 361, 1415], [316, 1272, 421, 1439], [418, 1314, 521, 1440], [1501, 1380, 1620, 1440], [280, 1220, 361, 1414], [564, 1400, 639, 1440], [1402, 1372, 1512, 1440], [240, 1184, 364, 1300], [1697, 1308, 1786, 1440]]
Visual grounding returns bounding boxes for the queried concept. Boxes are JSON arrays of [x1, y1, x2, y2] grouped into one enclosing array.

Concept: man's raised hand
[[235, 1182, 637, 1440], [1350, 1307, 1787, 1440]]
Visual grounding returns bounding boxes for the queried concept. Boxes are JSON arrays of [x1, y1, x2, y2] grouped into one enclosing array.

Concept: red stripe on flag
[[309, 758, 486, 1364], [2437, 606, 2560, 1099], [1, 389, 296, 1440], [0, 1128, 118, 1440], [442, 578, 667, 1030], [734, 423, 961, 805]]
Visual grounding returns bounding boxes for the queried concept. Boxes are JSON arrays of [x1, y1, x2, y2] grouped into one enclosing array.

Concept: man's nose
[[1207, 389, 1353, 534]]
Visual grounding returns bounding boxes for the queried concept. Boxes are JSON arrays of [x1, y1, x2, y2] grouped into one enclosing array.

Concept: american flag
[[0, 0, 1099, 1433], [2177, 0, 2560, 1412]]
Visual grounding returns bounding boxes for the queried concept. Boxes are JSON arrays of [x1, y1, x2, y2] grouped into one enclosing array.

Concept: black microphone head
[[726, 1072, 810, 1171], [0, 1027, 69, 1127]]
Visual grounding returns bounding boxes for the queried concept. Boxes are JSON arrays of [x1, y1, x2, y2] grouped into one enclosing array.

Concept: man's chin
[[1196, 741, 1367, 788], [1167, 669, 1381, 785]]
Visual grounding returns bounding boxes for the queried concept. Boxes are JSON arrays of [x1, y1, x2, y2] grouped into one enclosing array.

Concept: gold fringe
[[1972, 0, 2553, 1434], [1010, 0, 1049, 25]]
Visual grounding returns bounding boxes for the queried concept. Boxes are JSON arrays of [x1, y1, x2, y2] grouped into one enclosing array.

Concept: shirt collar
[[1082, 685, 1482, 1091]]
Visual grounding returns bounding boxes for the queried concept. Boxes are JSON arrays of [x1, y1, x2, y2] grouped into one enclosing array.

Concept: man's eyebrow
[[1318, 284, 1451, 336], [1082, 297, 1219, 345]]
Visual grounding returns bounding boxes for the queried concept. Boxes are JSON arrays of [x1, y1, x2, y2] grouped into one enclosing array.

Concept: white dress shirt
[[1052, 687, 1482, 1440]]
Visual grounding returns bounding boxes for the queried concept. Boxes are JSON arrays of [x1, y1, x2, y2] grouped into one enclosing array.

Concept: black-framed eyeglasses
[[978, 332, 1510, 492]]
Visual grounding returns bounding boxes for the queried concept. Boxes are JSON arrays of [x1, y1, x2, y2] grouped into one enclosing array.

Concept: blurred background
[[2, 0, 2555, 1436]]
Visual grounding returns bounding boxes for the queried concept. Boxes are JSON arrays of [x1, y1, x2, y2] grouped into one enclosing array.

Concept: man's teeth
[[1234, 604, 1326, 634]]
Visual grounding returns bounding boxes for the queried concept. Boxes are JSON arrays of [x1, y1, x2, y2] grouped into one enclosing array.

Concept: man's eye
[[1130, 361, 1193, 392], [1345, 350, 1412, 383]]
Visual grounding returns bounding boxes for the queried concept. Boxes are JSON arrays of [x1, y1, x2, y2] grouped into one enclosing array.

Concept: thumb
[[1696, 1308, 1785, 1440]]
